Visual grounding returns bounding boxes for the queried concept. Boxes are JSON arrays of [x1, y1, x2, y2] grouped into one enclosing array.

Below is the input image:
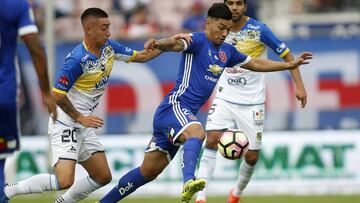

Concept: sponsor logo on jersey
[[227, 77, 247, 86], [247, 24, 260, 30], [59, 76, 69, 87], [219, 51, 227, 62], [225, 67, 245, 74], [81, 54, 89, 62], [95, 75, 110, 89], [256, 132, 262, 144], [207, 64, 223, 76], [276, 43, 287, 53], [118, 182, 134, 195], [81, 45, 114, 72], [204, 75, 218, 83]]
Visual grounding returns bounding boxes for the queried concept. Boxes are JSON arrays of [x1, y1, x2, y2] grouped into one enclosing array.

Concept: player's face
[[206, 18, 233, 46], [88, 17, 111, 46], [225, 0, 247, 22]]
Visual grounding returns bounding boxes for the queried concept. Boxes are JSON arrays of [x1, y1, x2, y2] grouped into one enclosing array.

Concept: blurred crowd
[[28, 0, 359, 42]]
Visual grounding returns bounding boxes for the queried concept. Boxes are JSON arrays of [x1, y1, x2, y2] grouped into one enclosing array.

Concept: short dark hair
[[224, 0, 247, 4], [207, 3, 232, 20], [81, 8, 108, 25]]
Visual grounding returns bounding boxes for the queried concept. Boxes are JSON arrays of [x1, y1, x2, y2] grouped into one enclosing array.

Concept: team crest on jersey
[[219, 51, 227, 62], [207, 64, 223, 76], [253, 109, 264, 126]]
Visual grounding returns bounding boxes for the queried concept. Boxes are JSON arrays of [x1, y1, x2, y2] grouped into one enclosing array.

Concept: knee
[[244, 151, 259, 166], [57, 177, 74, 189], [205, 131, 222, 149], [186, 125, 206, 140], [94, 171, 112, 185], [140, 165, 162, 181]]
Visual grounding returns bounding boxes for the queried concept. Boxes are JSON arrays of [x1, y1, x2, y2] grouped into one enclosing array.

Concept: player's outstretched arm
[[21, 33, 57, 120], [144, 33, 192, 52], [132, 48, 162, 63], [52, 92, 104, 128], [242, 52, 313, 72]]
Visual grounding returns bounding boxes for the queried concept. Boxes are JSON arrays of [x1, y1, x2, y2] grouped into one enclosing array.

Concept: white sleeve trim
[[18, 25, 38, 36], [236, 56, 252, 67], [180, 39, 188, 51]]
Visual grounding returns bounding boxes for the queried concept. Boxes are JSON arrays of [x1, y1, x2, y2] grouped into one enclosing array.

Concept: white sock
[[234, 160, 255, 196], [54, 176, 104, 203], [195, 148, 217, 201], [4, 174, 59, 198]]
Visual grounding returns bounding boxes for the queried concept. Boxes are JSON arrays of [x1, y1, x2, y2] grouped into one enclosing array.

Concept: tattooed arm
[[144, 33, 192, 52], [52, 92, 103, 128]]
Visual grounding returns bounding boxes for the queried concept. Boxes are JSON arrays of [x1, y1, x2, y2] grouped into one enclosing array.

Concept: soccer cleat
[[195, 200, 206, 203], [227, 188, 240, 203], [181, 179, 206, 202]]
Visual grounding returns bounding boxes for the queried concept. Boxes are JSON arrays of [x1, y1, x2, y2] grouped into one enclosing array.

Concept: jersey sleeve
[[183, 32, 202, 53], [108, 40, 137, 63], [52, 55, 83, 95], [17, 0, 38, 36], [260, 24, 289, 58], [227, 45, 252, 67]]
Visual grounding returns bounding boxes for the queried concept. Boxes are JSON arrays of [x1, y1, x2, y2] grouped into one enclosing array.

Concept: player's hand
[[43, 93, 57, 121], [295, 86, 307, 108], [170, 33, 193, 45], [144, 38, 157, 50], [76, 115, 104, 128], [290, 52, 313, 69]]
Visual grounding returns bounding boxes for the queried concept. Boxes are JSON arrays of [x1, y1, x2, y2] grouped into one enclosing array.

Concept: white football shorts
[[205, 98, 265, 150], [48, 119, 104, 167]]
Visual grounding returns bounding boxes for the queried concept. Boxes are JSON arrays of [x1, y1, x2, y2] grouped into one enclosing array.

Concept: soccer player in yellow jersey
[[4, 7, 165, 203], [195, 1, 307, 203]]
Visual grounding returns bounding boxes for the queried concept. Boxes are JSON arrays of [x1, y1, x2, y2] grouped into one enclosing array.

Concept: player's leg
[[174, 123, 205, 202], [4, 172, 60, 199], [55, 152, 110, 203], [228, 104, 264, 203], [196, 99, 234, 203], [99, 124, 179, 203], [55, 128, 111, 203], [3, 108, 60, 199], [99, 150, 170, 203], [0, 159, 7, 203]]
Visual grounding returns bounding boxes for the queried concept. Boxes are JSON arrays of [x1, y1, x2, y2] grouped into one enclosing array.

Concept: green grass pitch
[[8, 193, 360, 203]]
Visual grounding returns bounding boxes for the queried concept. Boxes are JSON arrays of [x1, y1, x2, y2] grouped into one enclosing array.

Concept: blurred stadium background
[[5, 0, 360, 202]]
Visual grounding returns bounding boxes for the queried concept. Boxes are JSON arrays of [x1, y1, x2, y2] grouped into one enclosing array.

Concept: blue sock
[[182, 137, 203, 183], [0, 159, 7, 203], [100, 167, 149, 203]]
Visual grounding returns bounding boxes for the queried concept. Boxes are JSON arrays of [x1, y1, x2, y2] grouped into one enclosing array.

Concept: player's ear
[[205, 18, 211, 28]]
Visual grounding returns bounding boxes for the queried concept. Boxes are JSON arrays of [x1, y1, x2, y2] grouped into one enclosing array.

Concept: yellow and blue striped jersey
[[52, 39, 137, 128], [216, 17, 289, 105]]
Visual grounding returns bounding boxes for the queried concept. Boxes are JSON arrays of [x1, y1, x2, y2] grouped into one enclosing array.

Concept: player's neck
[[83, 38, 102, 57], [231, 16, 249, 32]]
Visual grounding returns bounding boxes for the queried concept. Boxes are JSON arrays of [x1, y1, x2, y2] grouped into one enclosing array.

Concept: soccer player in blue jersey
[[4, 8, 166, 203], [0, 0, 57, 202], [99, 3, 312, 203], [196, 1, 308, 203]]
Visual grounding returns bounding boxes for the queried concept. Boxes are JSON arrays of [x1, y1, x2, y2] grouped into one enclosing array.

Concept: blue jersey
[[158, 32, 250, 115], [0, 0, 38, 156], [52, 40, 136, 128], [0, 0, 38, 103], [150, 32, 250, 154]]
